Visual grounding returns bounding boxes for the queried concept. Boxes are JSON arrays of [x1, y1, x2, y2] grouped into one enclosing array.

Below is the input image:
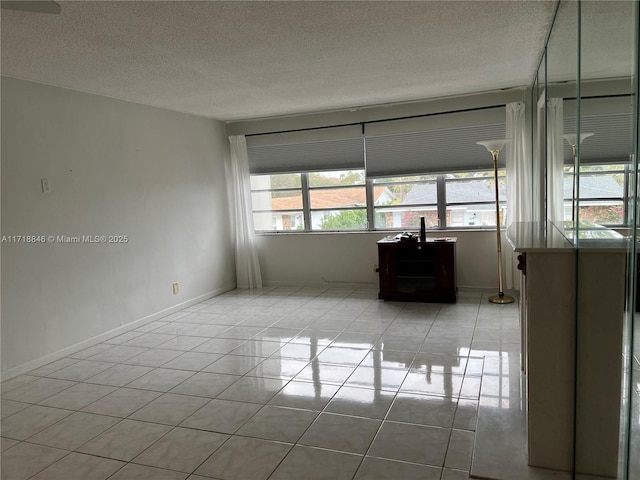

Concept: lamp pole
[[477, 140, 514, 304], [562, 133, 594, 222]]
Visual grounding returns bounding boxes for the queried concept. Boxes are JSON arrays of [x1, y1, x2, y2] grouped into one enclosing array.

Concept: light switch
[[41, 178, 50, 193]]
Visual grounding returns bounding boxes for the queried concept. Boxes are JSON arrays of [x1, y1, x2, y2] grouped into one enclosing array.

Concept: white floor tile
[[2, 377, 76, 404], [0, 442, 68, 480], [107, 463, 187, 480], [78, 419, 172, 461], [129, 393, 209, 425], [269, 445, 362, 480], [324, 385, 395, 419], [1, 405, 73, 440], [368, 421, 450, 466], [30, 452, 124, 480], [1, 399, 30, 419], [1, 289, 585, 480], [444, 429, 474, 470], [133, 427, 227, 473], [237, 405, 319, 443], [195, 435, 292, 480], [27, 411, 119, 450], [299, 412, 380, 454], [354, 457, 442, 480], [125, 368, 195, 392], [81, 387, 162, 417], [180, 398, 261, 434]]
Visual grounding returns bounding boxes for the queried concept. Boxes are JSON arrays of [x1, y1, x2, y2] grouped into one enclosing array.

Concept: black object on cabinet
[[377, 237, 456, 303]]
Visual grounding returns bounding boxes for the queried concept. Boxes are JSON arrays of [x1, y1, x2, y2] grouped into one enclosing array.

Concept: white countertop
[[506, 221, 628, 252]]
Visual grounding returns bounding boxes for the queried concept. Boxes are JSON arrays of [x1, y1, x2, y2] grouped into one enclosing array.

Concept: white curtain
[[226, 135, 262, 289], [546, 98, 565, 222], [506, 101, 532, 225]]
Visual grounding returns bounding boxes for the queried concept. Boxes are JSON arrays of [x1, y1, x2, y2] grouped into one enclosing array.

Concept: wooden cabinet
[[377, 237, 456, 303]]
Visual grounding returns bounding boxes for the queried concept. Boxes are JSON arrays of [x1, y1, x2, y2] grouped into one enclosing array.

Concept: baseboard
[[458, 285, 520, 295], [263, 280, 378, 290], [0, 283, 236, 382], [262, 281, 520, 295]]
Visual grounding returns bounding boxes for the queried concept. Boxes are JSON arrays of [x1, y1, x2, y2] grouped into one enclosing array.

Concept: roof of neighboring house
[[402, 180, 506, 205], [563, 175, 623, 198], [271, 186, 390, 210], [399, 176, 623, 208]]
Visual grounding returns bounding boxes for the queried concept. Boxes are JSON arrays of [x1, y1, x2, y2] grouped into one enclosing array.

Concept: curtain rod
[[244, 104, 506, 138]]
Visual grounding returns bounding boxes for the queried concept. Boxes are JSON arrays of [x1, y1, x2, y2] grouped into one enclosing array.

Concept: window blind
[[246, 125, 364, 174], [364, 107, 506, 177], [563, 113, 633, 165], [561, 96, 633, 165]]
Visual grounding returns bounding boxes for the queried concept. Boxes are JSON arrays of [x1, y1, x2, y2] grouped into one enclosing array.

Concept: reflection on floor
[[467, 299, 573, 480], [0, 287, 635, 480]]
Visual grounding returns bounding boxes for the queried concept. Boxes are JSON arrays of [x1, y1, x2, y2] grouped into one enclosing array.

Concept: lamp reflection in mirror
[[562, 133, 594, 222], [477, 139, 514, 305]]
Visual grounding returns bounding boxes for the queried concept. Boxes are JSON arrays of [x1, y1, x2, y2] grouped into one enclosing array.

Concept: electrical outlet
[[41, 178, 50, 193], [172, 282, 179, 294], [373, 263, 379, 272]]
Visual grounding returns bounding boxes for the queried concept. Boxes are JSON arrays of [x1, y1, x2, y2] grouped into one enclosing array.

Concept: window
[[372, 175, 439, 230], [563, 164, 627, 225], [445, 170, 506, 227], [372, 170, 506, 230], [309, 170, 367, 231], [251, 169, 507, 232], [250, 173, 304, 231], [250, 170, 370, 232]]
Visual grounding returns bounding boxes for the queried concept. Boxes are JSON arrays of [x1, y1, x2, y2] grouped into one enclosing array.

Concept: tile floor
[[0, 286, 528, 479]]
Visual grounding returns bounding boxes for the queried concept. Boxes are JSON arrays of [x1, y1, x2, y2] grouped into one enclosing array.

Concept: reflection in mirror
[[568, 96, 633, 228], [545, 0, 578, 231], [533, 54, 546, 222], [528, 1, 638, 477], [577, 1, 638, 479], [574, 0, 634, 235], [628, 0, 640, 476]]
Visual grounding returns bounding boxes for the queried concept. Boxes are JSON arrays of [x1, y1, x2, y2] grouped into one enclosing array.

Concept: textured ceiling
[[1, 1, 558, 120]]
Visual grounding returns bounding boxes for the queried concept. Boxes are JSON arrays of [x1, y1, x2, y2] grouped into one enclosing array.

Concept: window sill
[[255, 227, 506, 236]]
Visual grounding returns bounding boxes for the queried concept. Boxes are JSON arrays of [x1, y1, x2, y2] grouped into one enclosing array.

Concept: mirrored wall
[[534, 0, 639, 478]]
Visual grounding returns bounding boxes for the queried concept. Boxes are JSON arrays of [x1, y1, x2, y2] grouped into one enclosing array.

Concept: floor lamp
[[477, 140, 514, 305], [561, 133, 594, 222]]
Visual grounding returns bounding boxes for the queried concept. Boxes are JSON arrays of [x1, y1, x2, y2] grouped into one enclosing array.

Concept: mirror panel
[[531, 1, 639, 477], [533, 54, 546, 222], [576, 1, 638, 478], [545, 0, 578, 239]]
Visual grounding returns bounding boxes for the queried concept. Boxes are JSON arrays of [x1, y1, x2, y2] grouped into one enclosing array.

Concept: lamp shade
[[561, 133, 594, 146], [477, 139, 508, 153]]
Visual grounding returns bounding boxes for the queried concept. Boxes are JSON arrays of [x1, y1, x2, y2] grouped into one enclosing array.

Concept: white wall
[[1, 77, 235, 372], [256, 230, 514, 290]]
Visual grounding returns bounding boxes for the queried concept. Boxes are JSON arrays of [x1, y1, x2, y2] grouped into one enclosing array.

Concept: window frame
[[443, 169, 507, 228], [250, 168, 509, 233], [307, 171, 368, 231], [562, 164, 629, 226], [250, 173, 305, 232], [370, 175, 441, 230]]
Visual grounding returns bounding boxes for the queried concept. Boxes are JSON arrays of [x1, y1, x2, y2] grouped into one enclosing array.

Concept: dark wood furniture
[[377, 237, 456, 303]]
